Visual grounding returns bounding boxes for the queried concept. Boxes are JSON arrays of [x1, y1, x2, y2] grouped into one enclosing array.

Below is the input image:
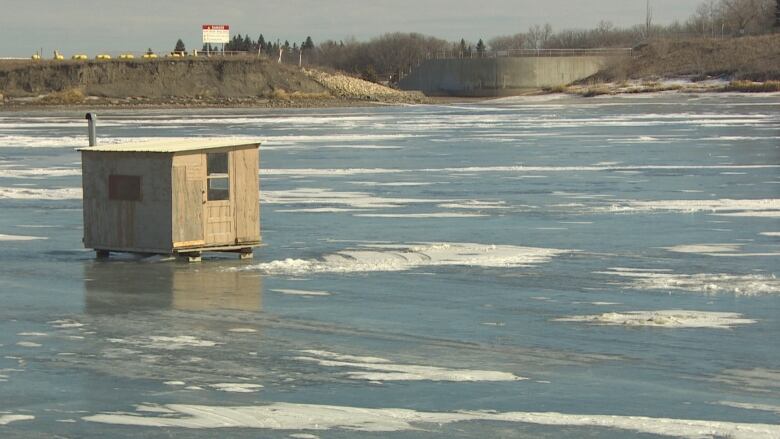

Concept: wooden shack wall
[[170, 146, 260, 249], [81, 152, 173, 253], [232, 146, 261, 244]]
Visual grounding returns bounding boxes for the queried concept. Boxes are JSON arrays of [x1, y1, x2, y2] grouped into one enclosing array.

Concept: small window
[[206, 152, 229, 201], [108, 175, 141, 201]]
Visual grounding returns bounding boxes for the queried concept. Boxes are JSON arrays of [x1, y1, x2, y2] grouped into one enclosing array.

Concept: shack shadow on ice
[[79, 135, 261, 262], [83, 262, 263, 314]]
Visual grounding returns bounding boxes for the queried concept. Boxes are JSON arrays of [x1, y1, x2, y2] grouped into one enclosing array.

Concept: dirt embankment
[[0, 58, 426, 107], [619, 34, 780, 82], [555, 34, 780, 96]]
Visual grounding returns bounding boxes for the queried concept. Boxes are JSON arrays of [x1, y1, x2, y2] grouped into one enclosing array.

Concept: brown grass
[[577, 86, 613, 97], [542, 85, 568, 93], [723, 80, 780, 92], [270, 89, 333, 100], [593, 34, 780, 82], [39, 88, 85, 104]]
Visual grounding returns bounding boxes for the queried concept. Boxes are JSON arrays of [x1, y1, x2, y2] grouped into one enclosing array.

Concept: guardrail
[[427, 48, 633, 60]]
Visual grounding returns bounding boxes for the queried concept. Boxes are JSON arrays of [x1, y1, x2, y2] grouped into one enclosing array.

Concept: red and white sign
[[202, 24, 230, 44]]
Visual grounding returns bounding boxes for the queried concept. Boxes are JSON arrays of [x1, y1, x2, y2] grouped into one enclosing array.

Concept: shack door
[[204, 151, 235, 245], [172, 158, 205, 248]]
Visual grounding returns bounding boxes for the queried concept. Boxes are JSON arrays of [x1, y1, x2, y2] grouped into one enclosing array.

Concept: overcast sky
[[2, 0, 705, 56]]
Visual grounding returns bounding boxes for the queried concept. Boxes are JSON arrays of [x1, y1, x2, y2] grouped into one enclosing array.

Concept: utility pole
[[645, 0, 653, 39]]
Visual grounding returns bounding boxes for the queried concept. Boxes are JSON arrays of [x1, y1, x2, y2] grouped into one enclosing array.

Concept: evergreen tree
[[303, 36, 315, 50], [476, 39, 486, 56], [459, 38, 467, 57], [174, 39, 186, 53], [258, 34, 266, 50], [775, 0, 780, 29], [243, 35, 252, 51]]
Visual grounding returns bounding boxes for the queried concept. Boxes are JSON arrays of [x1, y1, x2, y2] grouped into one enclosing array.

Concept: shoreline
[[1, 80, 777, 111]]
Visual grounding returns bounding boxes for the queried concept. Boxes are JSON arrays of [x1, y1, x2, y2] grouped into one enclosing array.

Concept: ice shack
[[78, 138, 260, 261]]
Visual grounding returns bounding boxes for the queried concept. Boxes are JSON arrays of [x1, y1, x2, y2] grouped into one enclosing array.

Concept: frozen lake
[[0, 93, 779, 438]]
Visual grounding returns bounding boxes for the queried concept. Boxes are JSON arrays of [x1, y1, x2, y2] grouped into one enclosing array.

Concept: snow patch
[[0, 234, 46, 241], [81, 402, 780, 438], [294, 350, 522, 382], [0, 414, 35, 425], [0, 187, 82, 200], [107, 335, 219, 350], [606, 198, 780, 216], [272, 289, 332, 296], [599, 268, 780, 296], [208, 383, 263, 393], [555, 310, 755, 329], [237, 242, 570, 275]]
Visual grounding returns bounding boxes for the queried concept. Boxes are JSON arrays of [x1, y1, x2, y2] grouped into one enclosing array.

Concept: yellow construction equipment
[[53, 50, 64, 60], [118, 53, 135, 60], [142, 53, 158, 59], [72, 54, 88, 60], [95, 54, 112, 60], [31, 53, 41, 60]]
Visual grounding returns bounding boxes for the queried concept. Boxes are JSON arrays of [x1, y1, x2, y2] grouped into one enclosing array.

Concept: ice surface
[[555, 310, 755, 329], [717, 401, 780, 415], [262, 188, 444, 209], [713, 368, 780, 394]]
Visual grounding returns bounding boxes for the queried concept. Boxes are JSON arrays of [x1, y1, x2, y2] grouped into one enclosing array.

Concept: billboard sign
[[202, 25, 230, 44]]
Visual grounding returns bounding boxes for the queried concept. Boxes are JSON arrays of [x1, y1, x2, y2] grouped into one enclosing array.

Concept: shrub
[[40, 88, 85, 104]]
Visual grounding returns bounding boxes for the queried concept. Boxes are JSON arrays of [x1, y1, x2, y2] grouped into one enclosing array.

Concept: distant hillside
[[595, 34, 780, 82], [0, 58, 425, 106]]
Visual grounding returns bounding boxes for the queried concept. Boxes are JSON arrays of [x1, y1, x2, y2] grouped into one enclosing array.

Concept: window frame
[[206, 152, 230, 201], [108, 174, 142, 202]]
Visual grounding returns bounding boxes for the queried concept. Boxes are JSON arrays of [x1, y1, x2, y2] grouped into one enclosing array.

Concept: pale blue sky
[[2, 0, 705, 56]]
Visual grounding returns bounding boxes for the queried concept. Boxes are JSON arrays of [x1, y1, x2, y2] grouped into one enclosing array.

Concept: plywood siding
[[233, 146, 260, 243], [81, 152, 173, 252]]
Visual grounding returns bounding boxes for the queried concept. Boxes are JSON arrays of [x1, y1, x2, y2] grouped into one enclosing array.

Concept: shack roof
[[77, 138, 260, 153]]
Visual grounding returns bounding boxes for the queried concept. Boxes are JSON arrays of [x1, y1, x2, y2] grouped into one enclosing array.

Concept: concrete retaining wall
[[399, 56, 614, 96]]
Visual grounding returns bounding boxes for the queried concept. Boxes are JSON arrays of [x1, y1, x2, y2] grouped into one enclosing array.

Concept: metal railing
[[427, 47, 633, 60]]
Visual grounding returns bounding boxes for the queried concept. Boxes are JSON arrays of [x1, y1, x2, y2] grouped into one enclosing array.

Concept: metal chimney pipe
[[85, 112, 97, 146]]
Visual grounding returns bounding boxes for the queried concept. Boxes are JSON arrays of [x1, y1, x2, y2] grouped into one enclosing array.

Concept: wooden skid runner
[[94, 244, 257, 263]]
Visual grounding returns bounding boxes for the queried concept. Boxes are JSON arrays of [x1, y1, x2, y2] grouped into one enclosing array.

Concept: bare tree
[[720, 0, 774, 34], [526, 23, 553, 49], [488, 33, 525, 51]]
